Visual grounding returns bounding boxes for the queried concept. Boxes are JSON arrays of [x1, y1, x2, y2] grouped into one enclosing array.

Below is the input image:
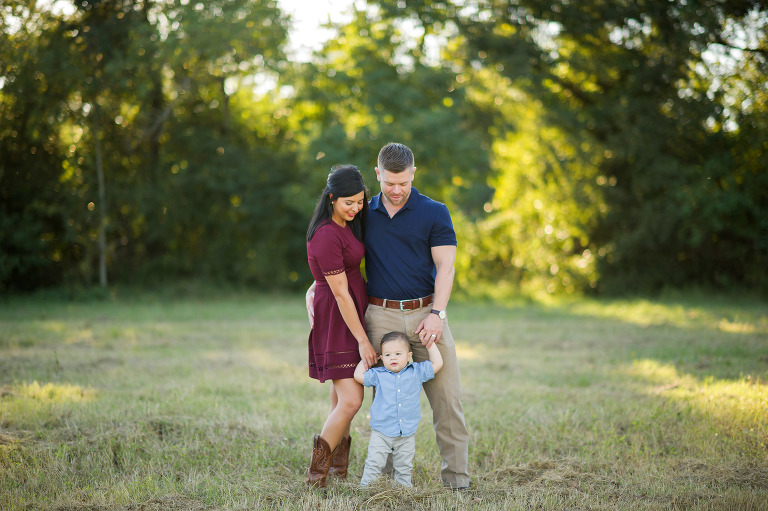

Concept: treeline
[[1, 0, 766, 295]]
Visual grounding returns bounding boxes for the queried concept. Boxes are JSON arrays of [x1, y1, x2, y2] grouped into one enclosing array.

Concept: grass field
[[1, 290, 766, 510]]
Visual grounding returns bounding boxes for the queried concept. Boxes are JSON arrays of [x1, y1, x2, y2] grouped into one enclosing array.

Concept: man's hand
[[306, 282, 316, 328], [416, 312, 443, 349]]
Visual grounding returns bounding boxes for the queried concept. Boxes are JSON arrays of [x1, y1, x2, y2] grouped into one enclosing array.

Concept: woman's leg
[[328, 385, 352, 438], [320, 378, 362, 451]]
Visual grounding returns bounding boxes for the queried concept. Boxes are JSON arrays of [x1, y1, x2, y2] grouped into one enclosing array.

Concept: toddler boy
[[353, 331, 443, 487]]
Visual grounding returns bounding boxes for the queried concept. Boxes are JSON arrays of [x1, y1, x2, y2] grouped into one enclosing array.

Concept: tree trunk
[[93, 103, 108, 288]]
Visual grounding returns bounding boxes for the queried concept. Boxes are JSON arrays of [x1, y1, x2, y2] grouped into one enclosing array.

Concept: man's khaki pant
[[365, 303, 471, 488]]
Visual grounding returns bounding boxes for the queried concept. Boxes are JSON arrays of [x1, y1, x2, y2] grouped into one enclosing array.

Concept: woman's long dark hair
[[307, 164, 369, 242]]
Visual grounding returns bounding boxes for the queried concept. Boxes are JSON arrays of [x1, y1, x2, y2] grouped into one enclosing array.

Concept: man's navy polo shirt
[[365, 187, 456, 300]]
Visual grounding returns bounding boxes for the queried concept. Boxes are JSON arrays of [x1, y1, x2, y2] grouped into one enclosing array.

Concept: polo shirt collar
[[371, 187, 421, 213]]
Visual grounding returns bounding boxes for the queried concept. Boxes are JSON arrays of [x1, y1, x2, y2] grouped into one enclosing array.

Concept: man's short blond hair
[[377, 142, 414, 172]]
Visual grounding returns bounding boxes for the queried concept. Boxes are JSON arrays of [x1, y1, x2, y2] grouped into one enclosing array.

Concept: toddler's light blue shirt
[[363, 361, 435, 437]]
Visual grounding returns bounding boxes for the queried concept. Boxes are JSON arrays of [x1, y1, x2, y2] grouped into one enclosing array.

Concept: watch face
[[439, 311, 447, 320]]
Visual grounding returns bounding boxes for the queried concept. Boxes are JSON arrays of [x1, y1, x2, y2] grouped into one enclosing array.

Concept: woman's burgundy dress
[[306, 221, 367, 382]]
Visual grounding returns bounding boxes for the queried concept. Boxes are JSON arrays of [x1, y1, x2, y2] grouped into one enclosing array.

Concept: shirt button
[[398, 404, 401, 406]]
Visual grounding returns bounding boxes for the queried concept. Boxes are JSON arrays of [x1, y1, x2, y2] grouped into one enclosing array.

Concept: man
[[363, 142, 470, 490], [309, 142, 470, 489]]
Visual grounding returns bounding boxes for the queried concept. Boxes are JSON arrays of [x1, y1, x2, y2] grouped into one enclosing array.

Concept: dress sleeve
[[310, 224, 345, 276]]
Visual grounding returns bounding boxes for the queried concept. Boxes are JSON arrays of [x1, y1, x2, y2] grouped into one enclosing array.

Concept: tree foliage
[[378, 0, 768, 294], [1, 1, 766, 295], [285, 8, 492, 218], [1, 0, 299, 291]]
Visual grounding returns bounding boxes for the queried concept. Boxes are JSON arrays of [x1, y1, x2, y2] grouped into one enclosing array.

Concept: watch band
[[430, 309, 447, 320]]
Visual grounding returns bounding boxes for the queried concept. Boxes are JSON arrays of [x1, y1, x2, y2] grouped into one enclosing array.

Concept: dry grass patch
[[1, 292, 766, 510]]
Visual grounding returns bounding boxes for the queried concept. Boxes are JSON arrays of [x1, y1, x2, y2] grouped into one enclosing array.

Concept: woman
[[305, 164, 378, 488]]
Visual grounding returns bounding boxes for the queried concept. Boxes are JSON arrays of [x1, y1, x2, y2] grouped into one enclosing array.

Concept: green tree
[[0, 0, 296, 291], [378, 0, 768, 294], [285, 8, 493, 222], [0, 2, 82, 290]]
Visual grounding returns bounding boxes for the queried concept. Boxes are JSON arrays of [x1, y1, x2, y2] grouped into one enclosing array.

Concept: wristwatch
[[430, 309, 447, 320]]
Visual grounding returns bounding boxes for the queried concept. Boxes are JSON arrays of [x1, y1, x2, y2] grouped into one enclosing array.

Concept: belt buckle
[[399, 300, 408, 311]]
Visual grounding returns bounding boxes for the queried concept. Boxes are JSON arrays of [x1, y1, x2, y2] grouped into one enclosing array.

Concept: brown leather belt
[[368, 295, 433, 311]]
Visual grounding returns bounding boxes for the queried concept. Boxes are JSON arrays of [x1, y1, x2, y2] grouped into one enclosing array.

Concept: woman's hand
[[358, 340, 379, 370]]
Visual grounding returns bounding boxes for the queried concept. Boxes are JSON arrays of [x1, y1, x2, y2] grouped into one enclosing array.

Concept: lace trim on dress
[[309, 362, 359, 372], [323, 268, 345, 276], [329, 363, 357, 370], [309, 351, 359, 372]]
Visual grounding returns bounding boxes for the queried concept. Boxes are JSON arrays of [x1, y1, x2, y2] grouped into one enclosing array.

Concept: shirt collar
[[383, 362, 413, 375]]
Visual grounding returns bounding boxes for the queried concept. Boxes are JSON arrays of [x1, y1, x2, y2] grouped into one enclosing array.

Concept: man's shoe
[[445, 481, 472, 492]]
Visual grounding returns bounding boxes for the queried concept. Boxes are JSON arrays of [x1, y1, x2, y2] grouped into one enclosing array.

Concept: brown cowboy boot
[[306, 435, 332, 488], [328, 435, 351, 479]]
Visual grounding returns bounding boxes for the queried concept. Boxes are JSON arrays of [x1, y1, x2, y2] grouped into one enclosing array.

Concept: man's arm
[[431, 244, 456, 312], [427, 342, 443, 374], [416, 244, 456, 348], [306, 281, 316, 327]]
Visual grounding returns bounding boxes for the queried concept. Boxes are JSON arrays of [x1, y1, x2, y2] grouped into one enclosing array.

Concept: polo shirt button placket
[[397, 380, 402, 434]]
